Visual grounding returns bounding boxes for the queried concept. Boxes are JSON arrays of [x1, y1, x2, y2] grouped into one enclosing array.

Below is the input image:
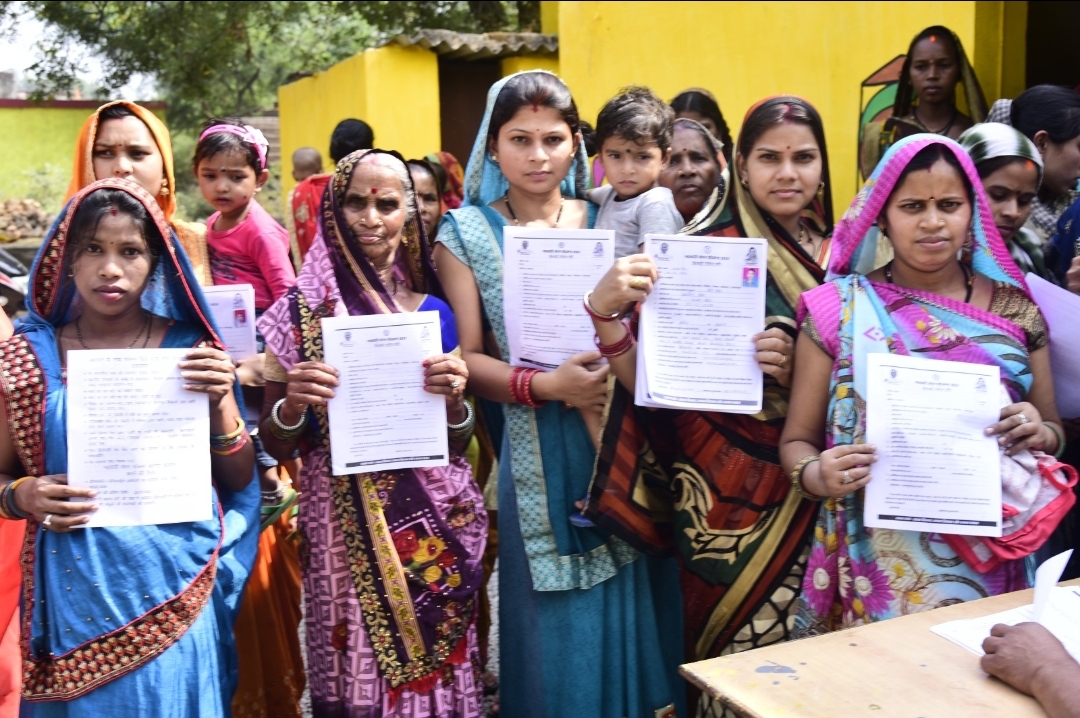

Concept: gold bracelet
[[790, 455, 825, 501]]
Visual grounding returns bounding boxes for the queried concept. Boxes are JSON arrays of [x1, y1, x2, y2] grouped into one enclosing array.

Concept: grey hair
[[359, 152, 416, 221], [673, 117, 724, 154]]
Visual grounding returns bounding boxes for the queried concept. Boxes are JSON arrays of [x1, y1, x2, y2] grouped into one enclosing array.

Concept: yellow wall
[[501, 55, 560, 77], [0, 106, 106, 208], [277, 45, 440, 210], [556, 1, 1015, 216]]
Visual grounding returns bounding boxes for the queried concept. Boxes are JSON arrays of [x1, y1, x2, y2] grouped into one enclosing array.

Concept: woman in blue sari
[[1, 179, 259, 715], [434, 70, 684, 718]]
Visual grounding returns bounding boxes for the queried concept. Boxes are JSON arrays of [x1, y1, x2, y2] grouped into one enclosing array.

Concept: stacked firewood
[[0, 199, 53, 242]]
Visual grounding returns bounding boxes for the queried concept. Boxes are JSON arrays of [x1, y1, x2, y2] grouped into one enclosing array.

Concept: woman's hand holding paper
[[14, 474, 97, 532], [986, 402, 1057, 456], [180, 347, 237, 405], [423, 353, 469, 422], [803, 443, 878, 498], [753, 328, 795, 387], [282, 361, 340, 424]]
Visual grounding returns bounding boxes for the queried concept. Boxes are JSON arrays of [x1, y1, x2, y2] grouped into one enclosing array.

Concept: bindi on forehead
[[371, 188, 378, 194], [929, 34, 937, 42], [108, 206, 118, 217]]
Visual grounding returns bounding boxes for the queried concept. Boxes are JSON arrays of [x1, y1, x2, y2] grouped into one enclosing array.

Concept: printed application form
[[201, 283, 257, 361], [502, 227, 615, 370], [864, 353, 1002, 536], [636, 234, 767, 412], [67, 349, 212, 527], [321, 311, 448, 475]]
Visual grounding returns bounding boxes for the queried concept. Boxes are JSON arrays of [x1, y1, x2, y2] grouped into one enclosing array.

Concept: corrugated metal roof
[[386, 29, 557, 61]]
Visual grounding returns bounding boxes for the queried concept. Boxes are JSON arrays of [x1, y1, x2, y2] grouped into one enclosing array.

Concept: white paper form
[[864, 353, 1002, 536], [502, 227, 615, 370], [1026, 273, 1080, 418], [201, 284, 257, 361], [636, 234, 767, 412], [931, 550, 1080, 662], [66, 349, 212, 527], [322, 311, 448, 475]]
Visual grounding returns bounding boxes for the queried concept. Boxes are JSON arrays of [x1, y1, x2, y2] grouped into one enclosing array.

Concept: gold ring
[[628, 276, 648, 291], [777, 354, 787, 367]]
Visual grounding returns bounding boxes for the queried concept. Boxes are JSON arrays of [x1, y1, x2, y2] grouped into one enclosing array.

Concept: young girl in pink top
[[195, 119, 297, 511], [195, 119, 295, 307]]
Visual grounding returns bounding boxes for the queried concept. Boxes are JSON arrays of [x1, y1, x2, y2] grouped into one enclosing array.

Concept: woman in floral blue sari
[[435, 71, 684, 718], [2, 179, 259, 715], [780, 135, 1065, 633]]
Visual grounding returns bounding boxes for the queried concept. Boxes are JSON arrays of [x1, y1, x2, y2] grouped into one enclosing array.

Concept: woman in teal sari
[[2, 179, 259, 715], [781, 135, 1065, 633], [435, 71, 685, 718]]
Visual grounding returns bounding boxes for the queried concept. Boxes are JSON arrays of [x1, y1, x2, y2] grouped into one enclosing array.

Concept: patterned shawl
[[14, 179, 259, 701], [65, 101, 212, 286], [258, 150, 479, 696], [797, 135, 1036, 632], [426, 151, 465, 210], [588, 100, 831, 660], [959, 122, 1057, 283]]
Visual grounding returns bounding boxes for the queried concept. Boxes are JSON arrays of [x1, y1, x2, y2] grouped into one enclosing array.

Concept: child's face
[[197, 150, 268, 217], [598, 137, 668, 199]]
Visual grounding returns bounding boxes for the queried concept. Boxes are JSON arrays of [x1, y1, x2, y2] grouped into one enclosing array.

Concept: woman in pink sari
[[257, 149, 486, 716]]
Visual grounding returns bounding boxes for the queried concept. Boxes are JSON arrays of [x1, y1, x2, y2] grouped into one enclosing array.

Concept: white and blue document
[[502, 227, 615, 370], [636, 234, 767, 413], [864, 353, 1002, 536], [322, 311, 447, 475], [67, 348, 212, 527]]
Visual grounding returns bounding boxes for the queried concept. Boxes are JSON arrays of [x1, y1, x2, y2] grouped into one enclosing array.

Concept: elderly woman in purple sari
[[780, 134, 1070, 633], [257, 149, 486, 716]]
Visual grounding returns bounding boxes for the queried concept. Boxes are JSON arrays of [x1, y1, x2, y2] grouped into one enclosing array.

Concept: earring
[[816, 181, 825, 202], [740, 177, 749, 189], [159, 177, 170, 196], [490, 154, 499, 165]]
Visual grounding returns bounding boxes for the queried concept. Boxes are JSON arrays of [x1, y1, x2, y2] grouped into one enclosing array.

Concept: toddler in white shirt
[[588, 86, 683, 256]]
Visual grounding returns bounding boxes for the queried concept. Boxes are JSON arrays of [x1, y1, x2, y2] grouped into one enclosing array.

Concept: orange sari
[[65, 101, 212, 286], [0, 311, 20, 718]]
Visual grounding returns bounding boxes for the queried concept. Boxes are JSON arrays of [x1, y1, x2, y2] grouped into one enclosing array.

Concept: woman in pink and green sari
[[781, 134, 1066, 633]]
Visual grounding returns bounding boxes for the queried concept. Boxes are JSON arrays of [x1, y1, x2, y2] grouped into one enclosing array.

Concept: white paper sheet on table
[[201, 283, 257, 361], [636, 234, 766, 412], [322, 311, 448, 475], [66, 348, 212, 527], [1026, 273, 1080, 419], [864, 353, 1002, 536], [931, 550, 1080, 662], [502, 227, 615, 370]]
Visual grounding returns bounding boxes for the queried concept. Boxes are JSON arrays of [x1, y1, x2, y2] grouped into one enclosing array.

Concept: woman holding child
[[435, 71, 685, 718], [588, 97, 835, 688]]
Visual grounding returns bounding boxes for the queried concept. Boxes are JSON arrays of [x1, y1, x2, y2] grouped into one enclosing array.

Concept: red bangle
[[509, 367, 546, 408], [595, 322, 635, 358], [583, 292, 620, 322]]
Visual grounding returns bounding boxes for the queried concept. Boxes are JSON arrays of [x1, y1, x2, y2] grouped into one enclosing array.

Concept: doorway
[[1026, 1, 1080, 89], [438, 59, 503, 165]]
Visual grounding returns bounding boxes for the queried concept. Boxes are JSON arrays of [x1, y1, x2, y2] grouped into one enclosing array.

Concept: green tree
[[8, 1, 544, 128]]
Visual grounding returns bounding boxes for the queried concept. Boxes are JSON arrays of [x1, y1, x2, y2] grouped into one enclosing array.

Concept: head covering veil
[[829, 133, 1027, 292], [319, 149, 445, 318], [462, 70, 589, 209], [65, 102, 178, 220], [958, 122, 1044, 187]]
